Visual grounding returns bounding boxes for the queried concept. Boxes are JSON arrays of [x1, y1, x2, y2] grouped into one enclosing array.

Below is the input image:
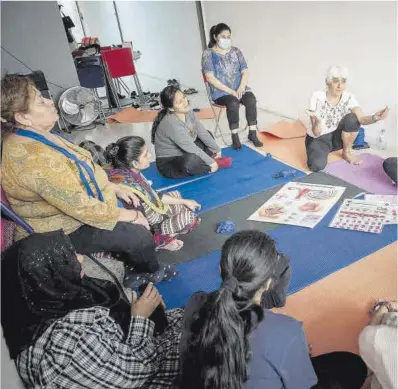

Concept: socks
[[215, 157, 232, 169], [248, 129, 263, 147], [231, 133, 242, 150]]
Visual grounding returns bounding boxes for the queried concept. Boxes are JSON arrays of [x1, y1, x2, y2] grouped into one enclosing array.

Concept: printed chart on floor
[[248, 182, 346, 228], [329, 199, 389, 234], [364, 194, 397, 224]]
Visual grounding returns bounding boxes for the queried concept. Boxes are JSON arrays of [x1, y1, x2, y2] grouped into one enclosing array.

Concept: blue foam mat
[[169, 146, 306, 213], [145, 146, 305, 193], [143, 163, 209, 191], [158, 202, 397, 309]]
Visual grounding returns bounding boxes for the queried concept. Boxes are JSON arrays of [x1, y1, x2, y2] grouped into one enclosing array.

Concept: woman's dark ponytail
[[151, 108, 168, 144], [180, 285, 263, 389], [105, 142, 119, 166], [151, 85, 180, 144], [180, 231, 282, 389], [207, 23, 232, 48], [105, 136, 145, 169], [208, 25, 218, 48]]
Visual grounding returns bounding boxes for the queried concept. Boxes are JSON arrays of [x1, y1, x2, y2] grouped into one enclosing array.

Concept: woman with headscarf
[[1, 231, 182, 389]]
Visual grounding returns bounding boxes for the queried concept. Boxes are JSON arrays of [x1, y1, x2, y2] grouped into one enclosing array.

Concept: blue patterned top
[[202, 47, 249, 101]]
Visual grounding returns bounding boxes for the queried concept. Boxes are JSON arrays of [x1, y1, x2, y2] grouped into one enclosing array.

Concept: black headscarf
[[1, 230, 131, 359]]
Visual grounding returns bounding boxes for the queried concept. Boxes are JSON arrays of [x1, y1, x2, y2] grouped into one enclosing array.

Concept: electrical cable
[[1, 46, 67, 89]]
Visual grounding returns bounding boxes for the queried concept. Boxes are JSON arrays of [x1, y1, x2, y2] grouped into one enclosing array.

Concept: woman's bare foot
[[162, 239, 184, 251], [342, 150, 362, 165]]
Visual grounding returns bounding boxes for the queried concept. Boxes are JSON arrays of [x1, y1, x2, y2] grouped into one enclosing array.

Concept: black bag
[[62, 14, 75, 29], [60, 10, 75, 43]]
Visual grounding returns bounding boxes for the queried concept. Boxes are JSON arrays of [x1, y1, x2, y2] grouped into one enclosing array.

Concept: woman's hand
[[374, 107, 389, 121], [114, 185, 140, 207], [134, 211, 150, 230], [236, 86, 245, 99], [210, 161, 219, 173], [119, 209, 150, 230], [183, 199, 201, 212], [309, 114, 322, 136], [230, 90, 239, 99], [368, 300, 397, 326], [131, 283, 165, 318]]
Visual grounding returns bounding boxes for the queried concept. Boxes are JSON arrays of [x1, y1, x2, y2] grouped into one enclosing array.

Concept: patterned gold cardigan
[[2, 135, 120, 241]]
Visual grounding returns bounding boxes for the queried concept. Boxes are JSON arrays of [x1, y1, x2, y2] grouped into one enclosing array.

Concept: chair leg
[[93, 89, 106, 124], [204, 83, 231, 145], [215, 108, 233, 147], [214, 107, 223, 137]]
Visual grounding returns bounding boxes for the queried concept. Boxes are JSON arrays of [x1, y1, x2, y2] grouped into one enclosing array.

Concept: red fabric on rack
[[101, 48, 137, 78]]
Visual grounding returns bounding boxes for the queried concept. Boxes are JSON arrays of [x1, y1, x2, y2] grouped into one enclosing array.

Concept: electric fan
[[58, 86, 103, 129]]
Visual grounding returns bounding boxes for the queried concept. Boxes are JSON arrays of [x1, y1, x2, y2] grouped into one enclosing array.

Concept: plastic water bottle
[[378, 129, 387, 150]]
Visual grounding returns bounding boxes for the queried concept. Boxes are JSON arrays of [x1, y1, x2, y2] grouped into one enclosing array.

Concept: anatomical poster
[[248, 182, 346, 228]]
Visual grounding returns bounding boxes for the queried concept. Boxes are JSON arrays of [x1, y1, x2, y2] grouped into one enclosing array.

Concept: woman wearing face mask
[[305, 65, 389, 172], [202, 23, 263, 150], [153, 85, 232, 179], [105, 136, 201, 252], [179, 230, 368, 389], [1, 231, 183, 389]]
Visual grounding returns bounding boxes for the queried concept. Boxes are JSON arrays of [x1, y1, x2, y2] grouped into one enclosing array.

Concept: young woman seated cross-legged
[[105, 136, 201, 252], [153, 85, 232, 179], [179, 230, 368, 389]]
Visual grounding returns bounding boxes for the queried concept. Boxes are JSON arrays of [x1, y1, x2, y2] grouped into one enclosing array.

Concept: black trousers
[[156, 138, 213, 179], [214, 91, 257, 131], [69, 222, 159, 274], [311, 352, 368, 389], [383, 157, 397, 184], [306, 113, 360, 172]]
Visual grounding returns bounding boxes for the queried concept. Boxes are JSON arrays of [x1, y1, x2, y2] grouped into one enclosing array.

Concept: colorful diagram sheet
[[364, 194, 397, 225], [329, 199, 389, 234], [248, 182, 346, 228]]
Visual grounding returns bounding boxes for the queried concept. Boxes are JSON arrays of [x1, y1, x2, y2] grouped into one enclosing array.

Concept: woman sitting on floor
[[382, 157, 397, 184], [202, 23, 263, 150], [1, 75, 174, 288], [179, 230, 368, 389], [105, 136, 201, 251], [1, 231, 183, 389], [305, 65, 389, 172], [152, 85, 231, 179]]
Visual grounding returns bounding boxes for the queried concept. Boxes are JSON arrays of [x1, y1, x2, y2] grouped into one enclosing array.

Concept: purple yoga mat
[[324, 153, 397, 195]]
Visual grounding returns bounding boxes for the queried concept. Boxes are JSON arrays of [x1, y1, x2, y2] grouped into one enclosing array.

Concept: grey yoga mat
[[156, 171, 365, 265]]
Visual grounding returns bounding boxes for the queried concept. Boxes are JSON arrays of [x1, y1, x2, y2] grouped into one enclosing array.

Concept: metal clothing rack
[[101, 46, 150, 110]]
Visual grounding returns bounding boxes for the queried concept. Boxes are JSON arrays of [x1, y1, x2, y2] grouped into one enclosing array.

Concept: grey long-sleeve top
[[154, 111, 220, 166]]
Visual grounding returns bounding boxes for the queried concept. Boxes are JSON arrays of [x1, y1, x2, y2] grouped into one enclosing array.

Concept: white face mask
[[218, 38, 231, 50]]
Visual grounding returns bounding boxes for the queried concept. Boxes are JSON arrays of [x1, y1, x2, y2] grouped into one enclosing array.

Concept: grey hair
[[326, 66, 348, 83]]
